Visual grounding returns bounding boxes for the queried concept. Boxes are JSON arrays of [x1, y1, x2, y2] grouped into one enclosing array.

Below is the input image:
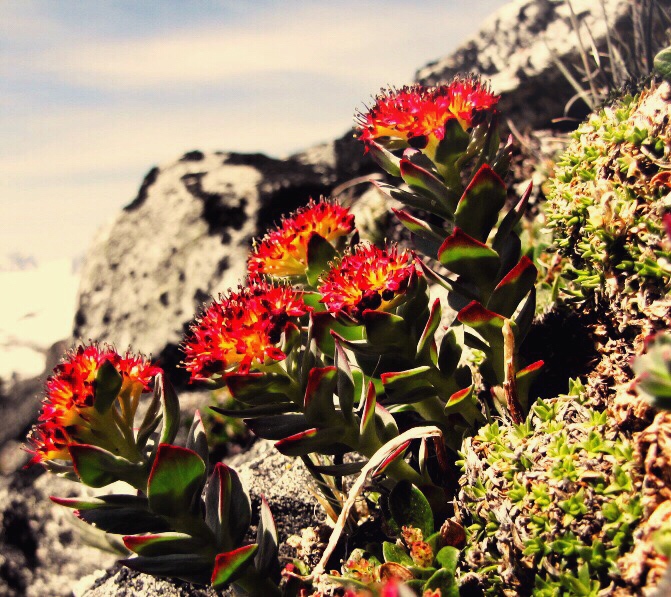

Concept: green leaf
[[438, 329, 462, 376], [423, 568, 458, 597], [417, 298, 442, 364], [334, 340, 355, 422], [123, 532, 203, 557], [372, 440, 411, 478], [362, 310, 409, 348], [374, 181, 453, 220], [274, 427, 349, 457], [148, 445, 206, 518], [94, 360, 123, 414], [76, 505, 171, 534], [388, 481, 434, 538], [654, 46, 671, 80], [69, 444, 140, 488], [454, 164, 507, 243], [381, 367, 438, 404], [211, 402, 297, 418], [383, 541, 413, 566], [205, 462, 251, 550], [310, 311, 364, 357], [156, 374, 180, 446], [457, 301, 509, 348], [244, 414, 310, 440], [400, 157, 457, 217], [444, 385, 482, 426], [492, 181, 532, 254], [367, 141, 401, 177], [487, 256, 537, 318], [211, 544, 259, 588], [306, 233, 338, 286], [435, 546, 460, 575], [304, 367, 339, 427], [392, 207, 448, 258], [516, 360, 544, 411], [185, 410, 209, 471], [255, 496, 279, 576], [226, 372, 295, 406], [438, 227, 500, 295], [434, 118, 471, 196], [122, 554, 212, 585]]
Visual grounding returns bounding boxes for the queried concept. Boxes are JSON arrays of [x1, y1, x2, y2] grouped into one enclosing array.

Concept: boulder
[[416, 0, 634, 129]]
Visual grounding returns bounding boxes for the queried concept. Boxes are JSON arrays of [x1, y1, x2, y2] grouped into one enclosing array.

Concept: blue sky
[[1, 0, 510, 264]]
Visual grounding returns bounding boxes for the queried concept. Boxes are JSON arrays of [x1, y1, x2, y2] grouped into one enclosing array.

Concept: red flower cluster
[[27, 344, 161, 464], [248, 198, 355, 278], [357, 78, 499, 149], [183, 280, 308, 381], [319, 243, 420, 320]]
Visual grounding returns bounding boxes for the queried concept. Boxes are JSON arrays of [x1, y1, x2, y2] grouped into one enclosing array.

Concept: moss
[[545, 82, 671, 303], [457, 380, 645, 596]]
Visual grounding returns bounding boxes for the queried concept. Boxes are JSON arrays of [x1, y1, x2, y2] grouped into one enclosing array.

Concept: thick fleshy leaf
[[226, 373, 294, 406], [434, 118, 471, 197], [457, 302, 509, 349], [304, 367, 339, 427], [156, 374, 180, 446], [359, 381, 377, 445], [148, 445, 206, 518], [367, 141, 401, 177], [306, 233, 338, 286], [204, 462, 251, 550], [492, 181, 532, 254], [392, 208, 448, 258], [186, 410, 209, 470], [331, 330, 400, 358], [417, 298, 442, 364], [514, 287, 537, 342], [383, 541, 414, 566], [493, 232, 522, 286], [435, 546, 460, 574], [122, 554, 212, 585], [304, 460, 366, 476], [454, 165, 507, 242], [244, 414, 310, 440], [311, 311, 364, 357], [444, 385, 482, 426], [372, 441, 411, 478], [94, 360, 123, 414], [211, 544, 259, 588], [274, 427, 349, 457], [123, 532, 203, 557], [373, 181, 452, 220], [438, 329, 462, 376], [374, 403, 400, 444], [334, 340, 355, 422], [516, 360, 544, 410], [76, 506, 171, 534], [400, 157, 456, 216], [381, 367, 437, 404], [362, 311, 409, 349], [255, 496, 279, 576], [424, 568, 458, 597], [438, 228, 500, 294], [69, 444, 140, 489], [50, 494, 138, 511], [388, 481, 434, 538], [487, 256, 537, 318]]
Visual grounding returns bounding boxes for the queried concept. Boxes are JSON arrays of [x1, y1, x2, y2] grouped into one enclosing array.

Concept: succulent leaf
[[454, 164, 507, 242], [93, 360, 123, 414], [388, 481, 434, 538]]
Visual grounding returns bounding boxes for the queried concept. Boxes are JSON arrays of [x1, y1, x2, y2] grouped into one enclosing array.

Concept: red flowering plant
[[32, 343, 282, 593], [357, 77, 543, 423]]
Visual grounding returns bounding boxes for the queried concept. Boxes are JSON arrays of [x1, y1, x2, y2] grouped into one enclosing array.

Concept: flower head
[[183, 280, 307, 381], [248, 198, 355, 278], [27, 344, 161, 465], [319, 243, 420, 320], [357, 77, 499, 150]]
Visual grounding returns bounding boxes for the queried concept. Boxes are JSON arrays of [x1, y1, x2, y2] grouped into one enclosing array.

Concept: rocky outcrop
[[416, 0, 634, 129]]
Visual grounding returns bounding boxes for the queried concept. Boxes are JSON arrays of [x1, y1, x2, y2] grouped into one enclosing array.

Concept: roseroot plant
[[27, 73, 549, 594], [27, 344, 281, 593]]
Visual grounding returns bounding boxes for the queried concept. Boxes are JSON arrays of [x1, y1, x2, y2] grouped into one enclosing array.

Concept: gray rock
[[416, 0, 635, 129]]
